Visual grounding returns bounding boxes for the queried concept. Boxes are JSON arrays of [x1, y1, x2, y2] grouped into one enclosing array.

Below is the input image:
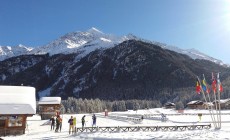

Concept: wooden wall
[[39, 104, 60, 120], [0, 115, 27, 136]]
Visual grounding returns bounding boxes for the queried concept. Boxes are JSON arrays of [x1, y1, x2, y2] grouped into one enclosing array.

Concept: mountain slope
[[60, 40, 229, 100], [1, 40, 229, 104], [164, 46, 225, 66]]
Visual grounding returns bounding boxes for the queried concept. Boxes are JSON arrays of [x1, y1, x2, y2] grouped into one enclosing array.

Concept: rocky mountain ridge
[[0, 28, 227, 66], [0, 39, 229, 104]]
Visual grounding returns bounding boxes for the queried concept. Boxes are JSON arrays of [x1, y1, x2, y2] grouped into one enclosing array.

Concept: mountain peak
[[0, 28, 228, 66], [87, 27, 103, 34]]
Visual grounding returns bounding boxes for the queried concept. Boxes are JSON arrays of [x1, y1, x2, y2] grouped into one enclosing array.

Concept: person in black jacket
[[92, 114, 96, 127], [55, 115, 60, 132], [81, 115, 86, 128], [50, 116, 55, 130], [59, 116, 62, 132]]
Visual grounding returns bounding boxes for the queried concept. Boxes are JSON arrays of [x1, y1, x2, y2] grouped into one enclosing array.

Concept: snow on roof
[[164, 102, 175, 106], [218, 99, 230, 104], [0, 86, 36, 115], [187, 100, 203, 105], [204, 102, 214, 106], [38, 97, 61, 105], [212, 98, 230, 104]]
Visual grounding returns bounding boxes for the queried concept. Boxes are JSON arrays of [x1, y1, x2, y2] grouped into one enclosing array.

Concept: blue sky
[[0, 0, 230, 63]]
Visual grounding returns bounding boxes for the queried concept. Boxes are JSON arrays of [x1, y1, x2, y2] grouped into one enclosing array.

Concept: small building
[[0, 86, 36, 136], [164, 102, 175, 109], [38, 97, 61, 120], [187, 100, 205, 109], [213, 98, 230, 110]]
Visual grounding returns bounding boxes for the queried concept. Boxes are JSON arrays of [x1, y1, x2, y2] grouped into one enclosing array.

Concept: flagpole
[[207, 90, 217, 127], [213, 90, 220, 128], [197, 76, 216, 128], [217, 90, 221, 128], [202, 74, 217, 128], [217, 73, 222, 129], [211, 72, 220, 128]]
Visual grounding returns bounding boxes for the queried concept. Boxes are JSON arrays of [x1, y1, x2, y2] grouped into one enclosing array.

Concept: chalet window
[[8, 116, 23, 127], [0, 116, 7, 128], [46, 107, 54, 111], [39, 106, 42, 111], [0, 120, 5, 127]]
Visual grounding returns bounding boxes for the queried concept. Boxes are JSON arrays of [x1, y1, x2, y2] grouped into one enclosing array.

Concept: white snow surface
[[38, 97, 61, 105], [0, 86, 36, 114], [2, 108, 230, 139]]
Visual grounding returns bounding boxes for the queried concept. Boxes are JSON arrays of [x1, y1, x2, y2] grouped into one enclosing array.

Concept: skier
[[50, 116, 55, 130], [92, 114, 96, 127], [141, 115, 144, 120], [73, 117, 77, 133], [161, 113, 167, 122], [68, 116, 74, 134], [81, 115, 86, 128], [55, 115, 60, 132], [59, 116, 62, 132], [198, 113, 202, 122]]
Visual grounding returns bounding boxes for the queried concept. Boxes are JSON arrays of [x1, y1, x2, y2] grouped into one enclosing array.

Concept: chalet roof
[[204, 102, 214, 106], [164, 102, 175, 106], [220, 99, 230, 103], [38, 97, 61, 105], [0, 86, 36, 115], [187, 100, 204, 105], [214, 98, 230, 104]]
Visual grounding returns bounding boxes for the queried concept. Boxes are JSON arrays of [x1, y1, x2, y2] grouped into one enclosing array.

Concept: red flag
[[212, 72, 217, 93], [212, 79, 217, 93], [217, 73, 223, 93], [196, 80, 201, 94], [219, 83, 223, 92]]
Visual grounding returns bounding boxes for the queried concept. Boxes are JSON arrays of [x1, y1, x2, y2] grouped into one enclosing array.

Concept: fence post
[[117, 126, 120, 132], [96, 126, 99, 132]]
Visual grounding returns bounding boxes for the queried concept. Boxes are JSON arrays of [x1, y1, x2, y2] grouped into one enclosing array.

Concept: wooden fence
[[76, 124, 211, 133]]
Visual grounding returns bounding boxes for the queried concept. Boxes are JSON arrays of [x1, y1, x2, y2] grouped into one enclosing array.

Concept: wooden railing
[[76, 124, 211, 133]]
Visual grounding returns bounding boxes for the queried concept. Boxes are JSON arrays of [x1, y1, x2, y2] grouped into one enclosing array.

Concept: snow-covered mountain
[[0, 27, 227, 66], [0, 44, 33, 61], [30, 27, 134, 58], [163, 45, 225, 66]]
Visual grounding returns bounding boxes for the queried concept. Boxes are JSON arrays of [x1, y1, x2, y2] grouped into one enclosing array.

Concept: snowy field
[[2, 108, 230, 140]]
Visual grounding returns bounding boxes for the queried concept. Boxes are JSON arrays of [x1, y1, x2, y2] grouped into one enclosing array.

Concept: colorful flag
[[217, 73, 223, 93], [201, 79, 207, 92], [212, 72, 217, 93], [196, 80, 201, 94], [219, 83, 223, 92], [202, 76, 210, 94], [212, 79, 217, 93]]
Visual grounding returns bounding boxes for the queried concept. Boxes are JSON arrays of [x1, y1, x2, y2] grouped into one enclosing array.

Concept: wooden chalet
[[213, 98, 230, 109], [164, 102, 176, 109], [0, 86, 36, 136], [38, 97, 61, 120], [187, 100, 205, 109], [187, 100, 213, 109]]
